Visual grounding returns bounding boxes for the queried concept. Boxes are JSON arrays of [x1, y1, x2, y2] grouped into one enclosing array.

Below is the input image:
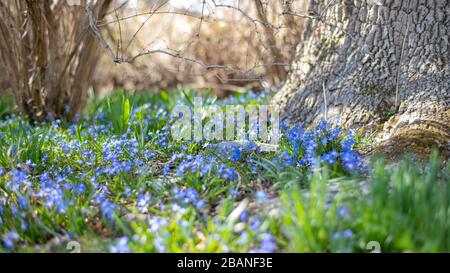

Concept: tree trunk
[[254, 0, 287, 85], [68, 0, 112, 120], [0, 0, 111, 121], [272, 0, 449, 158]]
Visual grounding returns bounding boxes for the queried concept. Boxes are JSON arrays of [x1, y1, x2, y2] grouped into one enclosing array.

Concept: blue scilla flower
[[231, 146, 241, 162], [110, 237, 131, 253], [280, 151, 293, 167], [136, 193, 152, 208], [185, 188, 199, 203], [336, 206, 351, 218], [163, 165, 171, 175], [315, 120, 329, 135], [175, 188, 198, 203], [221, 168, 237, 181], [2, 230, 19, 250], [40, 188, 66, 214], [7, 169, 31, 193], [328, 127, 342, 141], [171, 203, 187, 215], [240, 211, 250, 222], [21, 220, 28, 231], [249, 217, 262, 231], [143, 150, 155, 161], [342, 131, 356, 152], [237, 231, 250, 246], [195, 199, 206, 210], [228, 188, 239, 199], [100, 199, 117, 221], [259, 233, 277, 253], [343, 229, 354, 239], [321, 149, 339, 165], [332, 229, 354, 241], [340, 150, 362, 173], [74, 183, 86, 195], [148, 217, 169, 233], [17, 195, 28, 210]]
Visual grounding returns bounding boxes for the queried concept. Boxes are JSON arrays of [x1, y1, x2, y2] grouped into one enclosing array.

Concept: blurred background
[[0, 0, 307, 99], [92, 0, 307, 97]]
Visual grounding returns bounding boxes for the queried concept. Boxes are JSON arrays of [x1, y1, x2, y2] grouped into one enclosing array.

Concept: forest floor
[[0, 89, 449, 253]]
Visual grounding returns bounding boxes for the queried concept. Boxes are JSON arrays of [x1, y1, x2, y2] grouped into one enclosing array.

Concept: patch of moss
[[373, 128, 449, 161]]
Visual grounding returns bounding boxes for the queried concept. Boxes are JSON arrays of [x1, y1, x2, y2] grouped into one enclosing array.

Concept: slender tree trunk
[[272, 0, 449, 157], [0, 0, 111, 121], [254, 0, 287, 85], [69, 0, 112, 119]]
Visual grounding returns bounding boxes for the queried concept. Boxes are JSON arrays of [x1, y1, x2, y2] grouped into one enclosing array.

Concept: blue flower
[[17, 195, 28, 209], [343, 229, 354, 239], [136, 193, 152, 208], [2, 231, 19, 250], [280, 151, 293, 166], [64, 183, 73, 191], [74, 183, 86, 195], [249, 217, 261, 231], [228, 189, 239, 199], [259, 233, 277, 253], [336, 206, 351, 218], [195, 199, 206, 210], [99, 199, 117, 221], [148, 217, 169, 233], [110, 237, 131, 253], [240, 211, 250, 222], [333, 229, 354, 241], [7, 169, 30, 192], [221, 168, 237, 181], [231, 146, 241, 162]]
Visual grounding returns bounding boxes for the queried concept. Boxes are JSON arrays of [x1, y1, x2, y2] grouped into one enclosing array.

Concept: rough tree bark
[[272, 0, 449, 158]]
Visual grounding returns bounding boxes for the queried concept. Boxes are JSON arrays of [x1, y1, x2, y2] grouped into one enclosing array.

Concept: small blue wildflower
[[231, 146, 241, 162], [63, 183, 73, 191], [240, 211, 250, 222], [148, 217, 169, 233], [249, 217, 261, 231], [259, 233, 277, 253], [343, 229, 354, 239], [110, 237, 131, 253], [333, 229, 354, 241], [2, 230, 19, 249], [337, 206, 351, 218], [237, 231, 250, 246], [228, 189, 239, 199], [136, 193, 152, 208], [74, 183, 86, 195], [195, 199, 206, 210], [100, 199, 117, 221], [17, 195, 28, 209], [221, 168, 237, 181]]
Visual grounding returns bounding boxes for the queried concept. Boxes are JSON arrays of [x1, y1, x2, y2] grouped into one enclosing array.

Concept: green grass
[[0, 89, 448, 253]]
